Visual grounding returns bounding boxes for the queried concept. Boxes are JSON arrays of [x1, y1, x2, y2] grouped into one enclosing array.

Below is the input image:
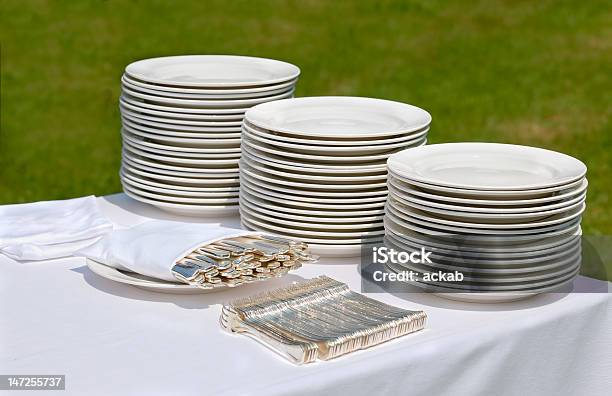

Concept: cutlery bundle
[[80, 221, 318, 293], [172, 234, 317, 289], [221, 276, 427, 364]]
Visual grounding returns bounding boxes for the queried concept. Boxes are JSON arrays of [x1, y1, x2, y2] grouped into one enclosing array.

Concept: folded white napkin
[[0, 195, 113, 261], [76, 220, 257, 281]]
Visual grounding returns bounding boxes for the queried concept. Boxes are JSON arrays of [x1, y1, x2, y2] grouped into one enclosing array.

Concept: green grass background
[[1, 0, 610, 280]]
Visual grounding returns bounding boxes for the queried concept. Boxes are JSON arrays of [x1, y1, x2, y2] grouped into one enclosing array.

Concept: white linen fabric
[[0, 195, 113, 261], [76, 220, 256, 281], [1, 194, 610, 396]]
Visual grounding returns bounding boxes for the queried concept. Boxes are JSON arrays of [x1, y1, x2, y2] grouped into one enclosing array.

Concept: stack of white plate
[[238, 96, 432, 257], [119, 55, 300, 216], [384, 143, 588, 302]]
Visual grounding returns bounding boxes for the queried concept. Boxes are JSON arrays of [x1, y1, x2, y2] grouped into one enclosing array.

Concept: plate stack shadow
[[239, 96, 432, 257], [118, 55, 300, 216], [384, 143, 588, 303]]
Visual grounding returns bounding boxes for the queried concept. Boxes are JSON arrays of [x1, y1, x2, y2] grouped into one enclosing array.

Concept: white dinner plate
[[244, 120, 430, 146], [241, 144, 387, 173], [121, 75, 293, 99], [384, 257, 580, 291], [125, 55, 300, 88], [122, 156, 238, 180], [388, 199, 586, 230], [383, 213, 581, 245], [123, 183, 239, 205], [240, 177, 387, 204], [385, 232, 581, 268], [389, 248, 583, 277], [239, 161, 387, 191], [299, 243, 363, 257], [241, 220, 367, 257], [122, 86, 294, 108], [389, 189, 587, 223], [240, 185, 386, 212], [238, 195, 384, 224], [435, 292, 538, 303], [385, 239, 581, 282], [384, 238, 582, 276], [242, 150, 387, 183], [87, 259, 222, 294], [385, 247, 583, 284], [245, 96, 431, 138], [124, 125, 240, 147], [240, 207, 384, 239], [389, 169, 586, 199], [121, 168, 239, 193], [242, 172, 387, 205], [241, 153, 387, 183], [243, 123, 428, 155], [123, 112, 242, 132], [122, 163, 239, 186], [384, 219, 581, 256], [121, 172, 239, 198], [122, 131, 241, 157], [388, 174, 589, 207], [123, 141, 240, 167], [123, 186, 239, 216], [123, 150, 238, 174], [388, 182, 587, 215], [120, 95, 248, 116], [120, 106, 243, 127], [432, 285, 570, 302], [383, 262, 578, 302], [123, 73, 298, 94], [122, 118, 241, 136], [240, 200, 383, 231], [387, 143, 587, 191], [241, 146, 387, 178], [401, 262, 580, 292], [434, 271, 577, 301], [119, 97, 245, 121], [239, 215, 384, 241], [242, 130, 424, 163]]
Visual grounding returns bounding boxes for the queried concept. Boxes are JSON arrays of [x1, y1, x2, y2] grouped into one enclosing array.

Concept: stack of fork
[[171, 235, 317, 289], [221, 276, 427, 364]]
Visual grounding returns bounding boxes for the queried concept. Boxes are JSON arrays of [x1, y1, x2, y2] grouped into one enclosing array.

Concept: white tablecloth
[[1, 194, 611, 396]]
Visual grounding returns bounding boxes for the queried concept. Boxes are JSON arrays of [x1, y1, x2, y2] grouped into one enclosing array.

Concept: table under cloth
[[1, 193, 610, 396]]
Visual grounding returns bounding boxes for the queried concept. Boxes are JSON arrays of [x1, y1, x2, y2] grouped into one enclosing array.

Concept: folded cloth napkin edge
[[170, 230, 260, 270], [75, 222, 263, 282]]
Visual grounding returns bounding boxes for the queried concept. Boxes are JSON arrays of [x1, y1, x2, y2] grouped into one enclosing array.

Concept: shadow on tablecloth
[[70, 264, 307, 309]]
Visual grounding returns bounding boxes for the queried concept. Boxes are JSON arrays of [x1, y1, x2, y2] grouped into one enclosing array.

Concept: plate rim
[[123, 72, 298, 94], [125, 55, 300, 88], [123, 185, 239, 213], [387, 143, 587, 191], [244, 96, 432, 138], [388, 174, 589, 206]]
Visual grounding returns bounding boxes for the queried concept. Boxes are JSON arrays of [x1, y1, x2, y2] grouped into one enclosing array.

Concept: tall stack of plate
[[384, 143, 588, 302], [238, 97, 432, 257], [119, 55, 300, 216]]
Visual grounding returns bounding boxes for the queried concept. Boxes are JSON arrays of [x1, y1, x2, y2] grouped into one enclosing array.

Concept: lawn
[[1, 0, 610, 280]]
